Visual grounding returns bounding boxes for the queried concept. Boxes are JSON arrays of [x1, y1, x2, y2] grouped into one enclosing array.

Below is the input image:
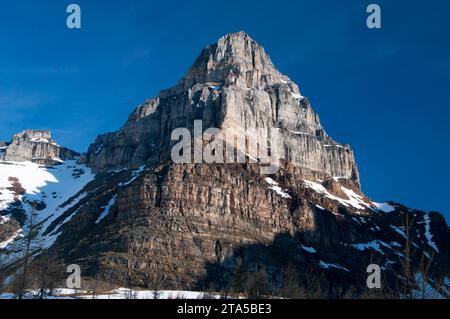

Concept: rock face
[[86, 32, 359, 185], [2, 130, 78, 165], [42, 161, 449, 296]]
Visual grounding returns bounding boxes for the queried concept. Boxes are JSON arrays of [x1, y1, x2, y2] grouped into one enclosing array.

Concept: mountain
[[2, 130, 78, 165], [0, 32, 449, 298]]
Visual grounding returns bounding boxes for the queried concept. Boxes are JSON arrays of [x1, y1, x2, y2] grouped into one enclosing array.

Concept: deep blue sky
[[0, 0, 449, 219]]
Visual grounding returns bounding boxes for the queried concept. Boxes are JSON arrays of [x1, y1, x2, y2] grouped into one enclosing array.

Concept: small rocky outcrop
[[2, 130, 79, 165]]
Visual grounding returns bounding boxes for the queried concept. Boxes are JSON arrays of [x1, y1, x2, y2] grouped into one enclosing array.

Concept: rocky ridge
[[2, 130, 79, 165]]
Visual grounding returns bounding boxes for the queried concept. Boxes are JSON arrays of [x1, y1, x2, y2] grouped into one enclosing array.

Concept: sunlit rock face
[[2, 130, 78, 165], [86, 32, 359, 186]]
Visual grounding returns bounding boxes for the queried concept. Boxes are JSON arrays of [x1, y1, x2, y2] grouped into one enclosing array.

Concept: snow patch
[[318, 261, 349, 272], [390, 225, 407, 238], [413, 273, 446, 299], [303, 180, 372, 211], [373, 202, 395, 213], [0, 215, 11, 225], [120, 165, 146, 187], [289, 130, 311, 136], [265, 178, 291, 199], [0, 229, 24, 249], [423, 214, 439, 253], [0, 160, 94, 253], [299, 244, 316, 254], [95, 195, 117, 224]]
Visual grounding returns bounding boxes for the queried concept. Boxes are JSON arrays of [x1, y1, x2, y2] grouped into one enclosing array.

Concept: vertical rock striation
[[86, 32, 359, 185]]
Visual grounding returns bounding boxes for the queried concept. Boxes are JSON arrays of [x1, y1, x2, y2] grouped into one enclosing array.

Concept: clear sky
[[0, 0, 449, 220]]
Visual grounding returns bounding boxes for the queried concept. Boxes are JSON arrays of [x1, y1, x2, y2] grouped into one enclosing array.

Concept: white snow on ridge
[[300, 244, 316, 254], [390, 225, 407, 238], [423, 214, 439, 253], [95, 195, 118, 224], [0, 215, 10, 225], [0, 161, 58, 209], [29, 137, 58, 145], [0, 229, 23, 249], [288, 130, 311, 136], [373, 202, 395, 213], [0, 159, 95, 252], [349, 240, 406, 257], [303, 180, 372, 211], [120, 165, 146, 187], [351, 240, 386, 254], [324, 144, 349, 150], [291, 92, 304, 101], [265, 178, 291, 199], [318, 260, 349, 272]]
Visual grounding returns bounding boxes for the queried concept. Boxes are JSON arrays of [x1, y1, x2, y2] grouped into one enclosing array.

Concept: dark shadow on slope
[[196, 231, 364, 298]]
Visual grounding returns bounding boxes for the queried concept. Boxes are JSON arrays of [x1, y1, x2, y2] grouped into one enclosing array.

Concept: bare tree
[[245, 266, 269, 299], [31, 252, 62, 299], [15, 204, 39, 299], [150, 270, 162, 299], [0, 253, 9, 294], [391, 212, 443, 299], [125, 288, 138, 299], [230, 258, 246, 298], [280, 262, 304, 299], [401, 212, 416, 297]]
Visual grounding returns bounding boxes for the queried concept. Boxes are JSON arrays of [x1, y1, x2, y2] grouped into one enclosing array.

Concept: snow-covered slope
[[0, 159, 94, 254]]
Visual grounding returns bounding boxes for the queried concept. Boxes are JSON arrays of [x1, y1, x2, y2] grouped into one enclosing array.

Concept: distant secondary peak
[[1, 129, 79, 165]]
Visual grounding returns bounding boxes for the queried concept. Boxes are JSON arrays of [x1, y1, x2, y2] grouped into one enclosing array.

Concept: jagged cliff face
[[2, 130, 78, 165], [86, 32, 359, 184], [37, 161, 449, 295]]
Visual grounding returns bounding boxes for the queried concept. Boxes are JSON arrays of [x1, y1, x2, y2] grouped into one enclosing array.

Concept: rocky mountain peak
[[87, 32, 359, 186], [177, 31, 286, 92], [2, 129, 79, 165]]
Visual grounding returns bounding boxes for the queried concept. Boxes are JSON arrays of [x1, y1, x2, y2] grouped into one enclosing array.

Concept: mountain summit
[[180, 31, 284, 90]]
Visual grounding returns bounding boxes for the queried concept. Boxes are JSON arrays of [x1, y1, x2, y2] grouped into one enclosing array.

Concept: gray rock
[[2, 130, 79, 165], [86, 31, 359, 186]]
